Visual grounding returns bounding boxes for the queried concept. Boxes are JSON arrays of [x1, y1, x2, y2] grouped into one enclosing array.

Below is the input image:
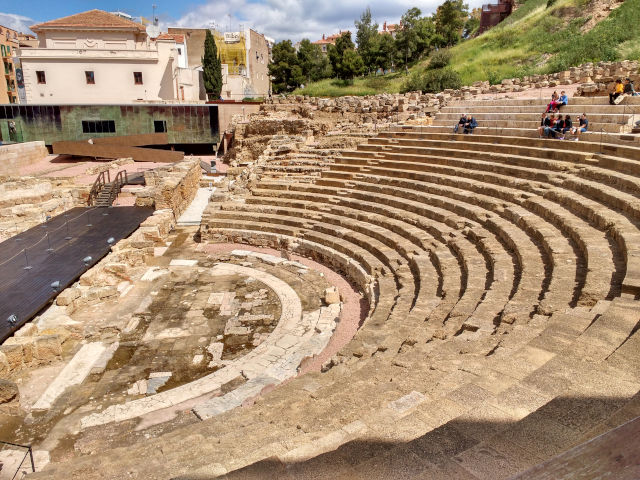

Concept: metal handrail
[[88, 170, 110, 206], [106, 170, 128, 206]]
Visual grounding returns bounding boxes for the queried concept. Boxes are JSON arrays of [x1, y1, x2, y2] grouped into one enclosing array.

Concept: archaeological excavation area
[[1, 64, 640, 480]]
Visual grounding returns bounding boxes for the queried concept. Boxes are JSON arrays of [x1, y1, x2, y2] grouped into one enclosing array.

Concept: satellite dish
[[146, 25, 161, 39]]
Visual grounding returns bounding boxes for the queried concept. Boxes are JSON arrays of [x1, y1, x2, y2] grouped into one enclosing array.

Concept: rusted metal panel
[[52, 140, 183, 162]]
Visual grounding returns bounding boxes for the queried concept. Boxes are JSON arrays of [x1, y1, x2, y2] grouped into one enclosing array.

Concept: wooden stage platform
[[0, 206, 153, 343]]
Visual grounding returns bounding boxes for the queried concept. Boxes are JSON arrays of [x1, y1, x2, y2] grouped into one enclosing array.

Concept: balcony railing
[[17, 47, 160, 61]]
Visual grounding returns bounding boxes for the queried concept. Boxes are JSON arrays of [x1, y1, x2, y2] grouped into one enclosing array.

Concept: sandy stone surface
[[199, 243, 366, 374]]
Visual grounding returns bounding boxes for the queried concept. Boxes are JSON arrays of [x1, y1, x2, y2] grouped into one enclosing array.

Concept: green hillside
[[294, 0, 640, 97]]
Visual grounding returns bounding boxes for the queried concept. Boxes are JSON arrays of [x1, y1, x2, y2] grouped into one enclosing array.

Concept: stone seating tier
[[31, 97, 640, 480]]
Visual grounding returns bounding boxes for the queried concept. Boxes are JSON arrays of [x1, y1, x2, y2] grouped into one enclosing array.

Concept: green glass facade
[[0, 104, 219, 145]]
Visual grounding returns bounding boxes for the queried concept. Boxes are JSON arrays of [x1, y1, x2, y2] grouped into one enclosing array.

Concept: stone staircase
[[32, 97, 640, 479], [434, 96, 640, 140]]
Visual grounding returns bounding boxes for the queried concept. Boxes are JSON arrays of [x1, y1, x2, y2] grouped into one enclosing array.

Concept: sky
[[0, 0, 487, 43]]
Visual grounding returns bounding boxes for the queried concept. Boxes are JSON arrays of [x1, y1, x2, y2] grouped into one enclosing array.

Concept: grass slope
[[295, 0, 640, 97]]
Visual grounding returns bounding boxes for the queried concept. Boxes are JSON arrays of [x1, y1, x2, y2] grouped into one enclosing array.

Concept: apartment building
[[0, 25, 19, 104], [168, 27, 272, 100], [18, 10, 194, 104]]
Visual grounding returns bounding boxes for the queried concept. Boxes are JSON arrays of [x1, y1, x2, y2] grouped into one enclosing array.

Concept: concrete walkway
[[177, 187, 214, 226]]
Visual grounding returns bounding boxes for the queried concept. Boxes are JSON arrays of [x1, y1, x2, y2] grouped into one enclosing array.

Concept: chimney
[[383, 21, 387, 31], [322, 34, 325, 40]]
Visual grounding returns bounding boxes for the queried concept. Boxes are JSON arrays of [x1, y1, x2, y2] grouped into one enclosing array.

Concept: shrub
[[485, 69, 502, 85], [401, 67, 462, 93], [546, 0, 556, 8], [428, 50, 452, 70]]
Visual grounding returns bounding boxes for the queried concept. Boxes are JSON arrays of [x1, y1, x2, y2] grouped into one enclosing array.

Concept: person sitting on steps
[[464, 115, 478, 134], [560, 115, 573, 140], [546, 91, 559, 113], [610, 79, 624, 104], [454, 113, 467, 134], [571, 113, 589, 141], [538, 112, 551, 138], [550, 115, 566, 139], [624, 78, 639, 97], [543, 113, 557, 138], [556, 91, 569, 112]]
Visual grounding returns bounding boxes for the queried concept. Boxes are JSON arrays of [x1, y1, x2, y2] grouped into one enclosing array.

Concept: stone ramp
[[177, 187, 214, 226]]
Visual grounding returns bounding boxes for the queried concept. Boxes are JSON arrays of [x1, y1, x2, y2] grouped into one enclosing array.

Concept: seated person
[[463, 116, 478, 134], [560, 115, 572, 139], [454, 114, 467, 133], [610, 79, 624, 104], [571, 113, 589, 141], [546, 91, 559, 113], [550, 116, 566, 139], [543, 113, 557, 138], [556, 91, 569, 110], [538, 112, 550, 138], [624, 78, 639, 97]]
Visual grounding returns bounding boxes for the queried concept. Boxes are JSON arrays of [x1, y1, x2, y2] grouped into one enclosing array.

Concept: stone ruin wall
[[268, 60, 640, 111], [0, 177, 89, 242], [134, 157, 202, 220], [0, 141, 49, 176], [0, 207, 177, 380], [0, 157, 202, 379]]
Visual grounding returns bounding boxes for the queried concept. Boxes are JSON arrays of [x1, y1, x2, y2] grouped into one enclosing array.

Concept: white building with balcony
[[18, 10, 191, 104]]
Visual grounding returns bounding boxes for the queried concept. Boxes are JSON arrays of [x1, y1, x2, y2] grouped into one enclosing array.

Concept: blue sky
[[1, 0, 487, 42]]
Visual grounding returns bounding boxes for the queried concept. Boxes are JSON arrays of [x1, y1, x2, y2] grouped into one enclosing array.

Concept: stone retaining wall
[[0, 141, 49, 175], [0, 177, 89, 241], [269, 60, 640, 111], [134, 157, 202, 219]]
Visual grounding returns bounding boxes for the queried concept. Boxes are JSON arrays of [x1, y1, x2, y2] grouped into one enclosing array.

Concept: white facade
[[18, 10, 200, 104]]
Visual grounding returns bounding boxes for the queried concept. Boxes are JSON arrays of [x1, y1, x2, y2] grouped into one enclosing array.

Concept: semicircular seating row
[[197, 97, 640, 473], [34, 98, 640, 479]]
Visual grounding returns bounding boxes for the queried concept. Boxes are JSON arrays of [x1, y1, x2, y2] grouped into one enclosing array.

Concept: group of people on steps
[[538, 90, 588, 141], [453, 79, 638, 140]]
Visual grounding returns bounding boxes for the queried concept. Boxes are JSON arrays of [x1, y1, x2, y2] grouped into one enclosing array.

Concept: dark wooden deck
[[0, 206, 153, 342]]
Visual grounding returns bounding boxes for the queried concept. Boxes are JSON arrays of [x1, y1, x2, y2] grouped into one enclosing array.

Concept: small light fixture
[[51, 280, 61, 292], [83, 256, 92, 266], [7, 314, 17, 326], [107, 237, 115, 245]]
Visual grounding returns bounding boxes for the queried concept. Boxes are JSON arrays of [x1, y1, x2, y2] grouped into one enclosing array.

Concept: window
[[154, 120, 167, 133], [36, 71, 46, 84], [133, 71, 143, 85], [82, 120, 116, 134], [85, 71, 95, 84], [177, 48, 182, 55]]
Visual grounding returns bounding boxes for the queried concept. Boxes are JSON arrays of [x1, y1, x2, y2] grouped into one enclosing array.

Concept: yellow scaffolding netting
[[214, 32, 247, 75]]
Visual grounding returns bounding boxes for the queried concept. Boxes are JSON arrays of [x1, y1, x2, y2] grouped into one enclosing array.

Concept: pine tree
[[202, 30, 223, 100]]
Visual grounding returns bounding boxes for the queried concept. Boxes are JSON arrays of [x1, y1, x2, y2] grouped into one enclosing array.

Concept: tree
[[202, 30, 222, 100], [394, 7, 422, 69], [435, 0, 469, 47], [328, 32, 364, 82], [370, 33, 396, 73], [297, 39, 332, 82], [463, 7, 481, 38], [355, 7, 379, 74], [415, 16, 436, 57], [268, 40, 301, 93]]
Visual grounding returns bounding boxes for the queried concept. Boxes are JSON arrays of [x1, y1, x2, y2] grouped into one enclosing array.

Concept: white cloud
[[0, 12, 35, 34], [173, 0, 487, 42]]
